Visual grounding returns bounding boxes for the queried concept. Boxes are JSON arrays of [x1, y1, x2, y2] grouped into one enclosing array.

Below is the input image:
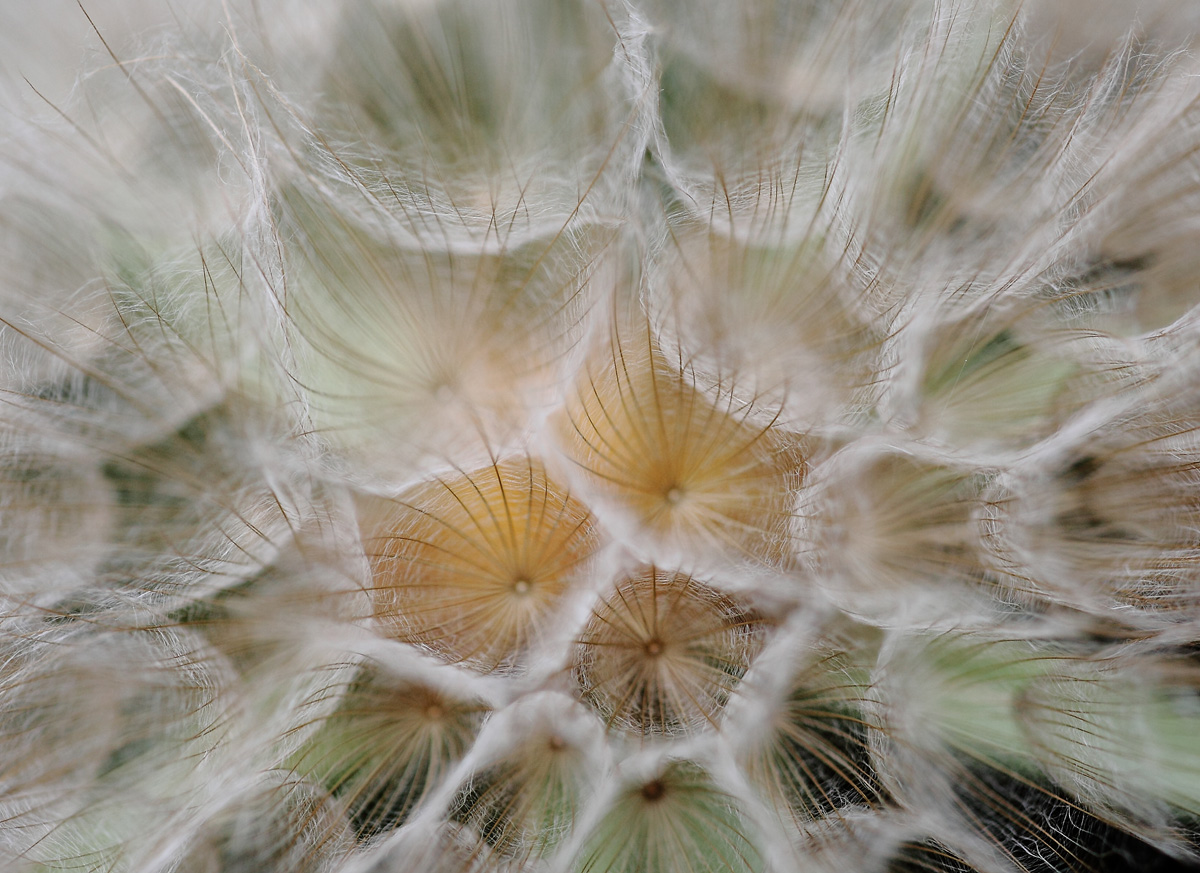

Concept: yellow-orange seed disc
[[367, 458, 599, 671], [573, 567, 766, 735], [559, 332, 803, 563]]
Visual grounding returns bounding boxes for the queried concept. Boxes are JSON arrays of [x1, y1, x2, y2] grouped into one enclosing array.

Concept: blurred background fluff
[[5, 1, 1200, 871]]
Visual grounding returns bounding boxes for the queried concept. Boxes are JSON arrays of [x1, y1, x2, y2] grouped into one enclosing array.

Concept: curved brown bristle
[[559, 326, 804, 564], [573, 566, 766, 735], [367, 457, 599, 671]]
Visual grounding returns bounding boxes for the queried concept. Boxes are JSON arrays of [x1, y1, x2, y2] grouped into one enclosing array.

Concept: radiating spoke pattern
[[573, 567, 766, 736], [367, 458, 599, 671], [559, 327, 805, 564]]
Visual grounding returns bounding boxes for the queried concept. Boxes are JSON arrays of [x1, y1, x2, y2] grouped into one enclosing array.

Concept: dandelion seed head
[[8, 1, 1200, 871]]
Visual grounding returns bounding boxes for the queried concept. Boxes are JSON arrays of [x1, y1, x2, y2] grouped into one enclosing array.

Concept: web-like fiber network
[[3, 1, 1200, 872]]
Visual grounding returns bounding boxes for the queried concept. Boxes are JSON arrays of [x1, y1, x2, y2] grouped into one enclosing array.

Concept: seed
[[558, 319, 804, 563], [366, 457, 598, 670], [573, 566, 766, 735]]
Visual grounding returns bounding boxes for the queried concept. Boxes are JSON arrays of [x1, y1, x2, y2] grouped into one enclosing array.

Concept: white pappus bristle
[[5, 2, 1200, 872]]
